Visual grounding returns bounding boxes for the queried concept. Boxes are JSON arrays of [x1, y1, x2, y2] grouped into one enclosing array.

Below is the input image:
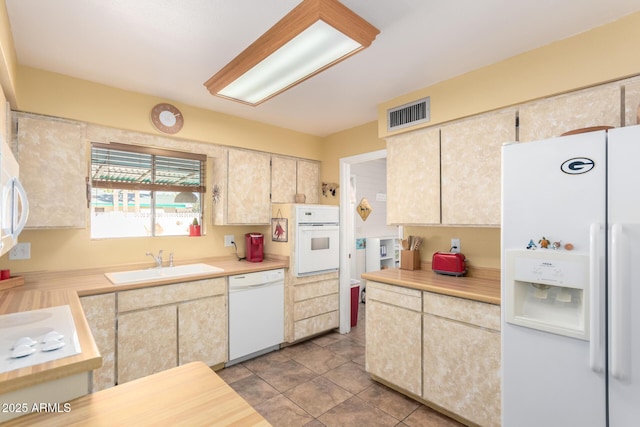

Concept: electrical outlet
[[450, 238, 461, 253], [9, 242, 31, 260], [224, 235, 235, 247]]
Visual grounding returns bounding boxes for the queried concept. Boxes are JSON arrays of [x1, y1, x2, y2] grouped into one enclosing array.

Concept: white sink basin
[[105, 263, 224, 285]]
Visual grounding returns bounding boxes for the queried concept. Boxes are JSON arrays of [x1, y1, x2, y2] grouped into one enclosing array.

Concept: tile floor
[[217, 304, 464, 427]]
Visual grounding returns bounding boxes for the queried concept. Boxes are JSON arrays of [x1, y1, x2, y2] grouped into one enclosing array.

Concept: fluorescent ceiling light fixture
[[204, 0, 379, 106]]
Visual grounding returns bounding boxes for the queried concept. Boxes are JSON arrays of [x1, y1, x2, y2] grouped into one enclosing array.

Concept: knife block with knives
[[400, 236, 423, 270]]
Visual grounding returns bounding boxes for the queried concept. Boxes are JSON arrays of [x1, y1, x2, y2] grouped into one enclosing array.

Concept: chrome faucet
[[146, 250, 163, 268]]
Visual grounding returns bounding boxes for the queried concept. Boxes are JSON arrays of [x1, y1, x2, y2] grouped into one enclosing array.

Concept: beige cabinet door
[[519, 84, 621, 142], [623, 78, 640, 126], [440, 110, 516, 226], [227, 149, 271, 224], [271, 156, 297, 203], [423, 292, 501, 427], [296, 160, 319, 204], [14, 113, 87, 228], [366, 299, 422, 395], [80, 294, 116, 392], [423, 315, 501, 427], [386, 127, 440, 225], [178, 296, 227, 366], [117, 305, 177, 383]]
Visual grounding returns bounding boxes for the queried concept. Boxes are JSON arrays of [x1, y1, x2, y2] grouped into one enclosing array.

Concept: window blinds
[[91, 142, 206, 193]]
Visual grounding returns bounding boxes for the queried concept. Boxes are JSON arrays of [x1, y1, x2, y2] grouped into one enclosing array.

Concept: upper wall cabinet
[[296, 160, 319, 204], [386, 127, 441, 225], [14, 113, 87, 228], [440, 110, 516, 226], [271, 156, 297, 203], [623, 78, 640, 126], [518, 85, 621, 142], [271, 156, 320, 204], [212, 148, 271, 225], [1, 88, 9, 147]]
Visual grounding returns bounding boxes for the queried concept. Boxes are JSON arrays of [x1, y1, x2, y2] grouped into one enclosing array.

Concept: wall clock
[[150, 103, 184, 134]]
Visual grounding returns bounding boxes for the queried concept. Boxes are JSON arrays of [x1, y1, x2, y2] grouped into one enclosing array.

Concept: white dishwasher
[[227, 268, 284, 366]]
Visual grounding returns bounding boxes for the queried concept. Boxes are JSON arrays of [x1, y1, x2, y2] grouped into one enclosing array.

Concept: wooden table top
[[3, 361, 271, 427], [361, 266, 501, 305]]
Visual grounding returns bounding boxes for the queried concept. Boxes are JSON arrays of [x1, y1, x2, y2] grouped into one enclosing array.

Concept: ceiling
[[6, 0, 640, 137]]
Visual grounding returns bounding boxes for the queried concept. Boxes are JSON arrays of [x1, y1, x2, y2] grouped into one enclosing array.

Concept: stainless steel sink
[[105, 263, 224, 285]]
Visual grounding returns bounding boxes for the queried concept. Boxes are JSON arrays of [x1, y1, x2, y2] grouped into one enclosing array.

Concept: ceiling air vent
[[387, 97, 430, 132]]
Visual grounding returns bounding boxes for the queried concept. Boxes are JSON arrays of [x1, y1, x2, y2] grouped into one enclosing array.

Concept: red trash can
[[350, 280, 360, 327]]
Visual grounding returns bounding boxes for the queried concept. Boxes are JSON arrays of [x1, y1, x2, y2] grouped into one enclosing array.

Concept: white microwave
[[0, 137, 29, 257]]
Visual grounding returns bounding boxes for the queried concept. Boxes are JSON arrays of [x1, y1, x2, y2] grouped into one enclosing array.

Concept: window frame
[[90, 142, 207, 238]]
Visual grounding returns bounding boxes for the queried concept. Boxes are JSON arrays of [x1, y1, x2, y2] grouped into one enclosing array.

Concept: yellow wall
[[0, 0, 325, 273], [0, 0, 17, 105], [321, 12, 640, 270], [378, 11, 640, 138], [15, 67, 322, 159], [1, 6, 639, 272]]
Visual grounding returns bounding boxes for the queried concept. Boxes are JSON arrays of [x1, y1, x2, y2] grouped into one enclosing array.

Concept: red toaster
[[432, 252, 467, 276]]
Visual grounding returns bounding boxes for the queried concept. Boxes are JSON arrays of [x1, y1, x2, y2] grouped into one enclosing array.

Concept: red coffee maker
[[245, 233, 264, 262]]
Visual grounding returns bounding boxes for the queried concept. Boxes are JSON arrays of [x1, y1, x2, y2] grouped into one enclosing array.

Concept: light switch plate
[[9, 242, 31, 260]]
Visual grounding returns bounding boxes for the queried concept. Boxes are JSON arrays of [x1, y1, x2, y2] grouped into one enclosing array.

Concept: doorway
[[338, 149, 386, 334]]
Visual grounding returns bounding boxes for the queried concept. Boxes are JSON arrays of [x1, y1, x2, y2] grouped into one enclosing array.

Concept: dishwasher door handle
[[229, 280, 284, 291]]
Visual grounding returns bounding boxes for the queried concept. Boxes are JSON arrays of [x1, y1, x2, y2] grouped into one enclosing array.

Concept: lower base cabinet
[[118, 305, 178, 383], [422, 292, 501, 427], [365, 281, 422, 396], [114, 277, 227, 385], [290, 273, 339, 342], [178, 296, 227, 366], [79, 294, 116, 392], [365, 280, 501, 427]]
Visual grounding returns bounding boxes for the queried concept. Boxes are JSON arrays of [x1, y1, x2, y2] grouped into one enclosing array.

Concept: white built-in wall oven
[[295, 205, 339, 276]]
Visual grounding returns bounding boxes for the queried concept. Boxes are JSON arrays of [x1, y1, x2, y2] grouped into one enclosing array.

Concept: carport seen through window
[[90, 142, 206, 238]]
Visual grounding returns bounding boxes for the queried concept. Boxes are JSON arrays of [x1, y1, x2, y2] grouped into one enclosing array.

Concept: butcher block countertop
[[17, 255, 289, 296], [361, 265, 501, 305], [3, 361, 271, 427], [0, 289, 102, 395], [0, 255, 288, 396]]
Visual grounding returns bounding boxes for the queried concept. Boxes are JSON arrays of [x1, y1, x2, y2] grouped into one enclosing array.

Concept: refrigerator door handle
[[611, 223, 629, 380], [589, 222, 604, 373]]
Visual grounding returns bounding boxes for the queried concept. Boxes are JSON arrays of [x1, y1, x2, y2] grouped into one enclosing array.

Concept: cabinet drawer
[[118, 278, 226, 312], [367, 281, 422, 311], [294, 279, 338, 301], [423, 291, 500, 331], [293, 311, 338, 341], [294, 294, 339, 321]]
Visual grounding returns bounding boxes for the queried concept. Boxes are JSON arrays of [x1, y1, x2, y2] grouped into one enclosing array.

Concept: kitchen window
[[90, 142, 206, 238]]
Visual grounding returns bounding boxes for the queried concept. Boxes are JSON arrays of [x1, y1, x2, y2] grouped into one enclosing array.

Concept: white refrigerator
[[501, 125, 640, 426]]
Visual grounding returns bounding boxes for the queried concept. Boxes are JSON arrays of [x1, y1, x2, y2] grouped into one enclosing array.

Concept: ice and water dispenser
[[505, 249, 590, 340]]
